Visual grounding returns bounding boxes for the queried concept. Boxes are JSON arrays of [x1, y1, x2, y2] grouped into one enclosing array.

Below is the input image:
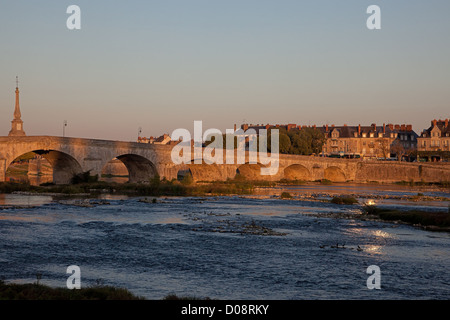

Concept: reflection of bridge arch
[[7, 149, 83, 184], [283, 164, 311, 181], [114, 154, 158, 183], [324, 166, 346, 182]]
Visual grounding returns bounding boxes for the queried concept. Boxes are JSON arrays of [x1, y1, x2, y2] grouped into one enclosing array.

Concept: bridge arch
[[177, 168, 193, 182], [114, 154, 158, 183], [6, 149, 83, 184], [324, 166, 346, 182], [187, 164, 223, 182], [283, 164, 311, 181], [100, 158, 129, 183], [236, 163, 265, 180]]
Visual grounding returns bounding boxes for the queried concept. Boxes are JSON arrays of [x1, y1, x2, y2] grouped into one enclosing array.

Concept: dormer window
[[332, 130, 339, 138], [362, 133, 367, 138]]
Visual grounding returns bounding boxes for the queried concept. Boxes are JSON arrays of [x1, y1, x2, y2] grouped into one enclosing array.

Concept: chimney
[[432, 119, 437, 126], [371, 123, 376, 131], [389, 124, 394, 130], [395, 124, 400, 130], [358, 124, 361, 136], [234, 124, 237, 131], [326, 124, 329, 131], [401, 124, 406, 131], [445, 119, 449, 128], [383, 123, 386, 134], [406, 124, 412, 131]]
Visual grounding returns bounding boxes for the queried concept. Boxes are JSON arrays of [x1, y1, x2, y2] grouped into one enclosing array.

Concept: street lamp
[[63, 120, 68, 137]]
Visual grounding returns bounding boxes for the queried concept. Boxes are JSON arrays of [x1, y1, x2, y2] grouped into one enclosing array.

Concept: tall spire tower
[[8, 76, 26, 137]]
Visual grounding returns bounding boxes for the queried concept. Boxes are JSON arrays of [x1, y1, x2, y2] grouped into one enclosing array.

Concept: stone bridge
[[1, 136, 449, 184]]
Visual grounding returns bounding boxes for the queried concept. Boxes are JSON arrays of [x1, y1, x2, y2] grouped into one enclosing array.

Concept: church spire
[[8, 76, 26, 137], [14, 76, 21, 120]]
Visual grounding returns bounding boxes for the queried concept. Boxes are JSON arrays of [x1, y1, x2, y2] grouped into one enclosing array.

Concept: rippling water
[[0, 186, 449, 300]]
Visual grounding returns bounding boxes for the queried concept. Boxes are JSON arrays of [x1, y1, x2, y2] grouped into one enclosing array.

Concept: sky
[[1, 0, 449, 141]]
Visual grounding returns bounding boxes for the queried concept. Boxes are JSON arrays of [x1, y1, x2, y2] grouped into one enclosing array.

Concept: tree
[[204, 133, 238, 150], [257, 126, 326, 155], [376, 138, 391, 159], [287, 127, 326, 155], [391, 140, 406, 161], [279, 133, 291, 154], [405, 146, 417, 162]]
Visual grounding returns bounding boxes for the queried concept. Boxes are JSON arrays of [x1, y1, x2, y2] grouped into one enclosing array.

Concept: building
[[320, 123, 417, 160], [417, 119, 450, 162], [153, 133, 171, 145], [137, 133, 172, 145], [8, 76, 26, 137], [239, 122, 418, 160]]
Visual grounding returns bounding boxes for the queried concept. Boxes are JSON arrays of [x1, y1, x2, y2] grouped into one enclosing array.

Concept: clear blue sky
[[1, 0, 449, 141]]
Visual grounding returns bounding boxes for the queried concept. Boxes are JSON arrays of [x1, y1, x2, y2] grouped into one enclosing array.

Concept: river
[[0, 184, 449, 300]]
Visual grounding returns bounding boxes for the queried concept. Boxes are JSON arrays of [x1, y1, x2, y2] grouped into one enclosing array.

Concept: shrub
[[0, 282, 144, 300], [180, 174, 193, 185], [320, 179, 332, 185], [71, 171, 98, 184], [233, 173, 246, 181], [280, 192, 292, 199], [331, 196, 358, 205], [150, 175, 161, 187]]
